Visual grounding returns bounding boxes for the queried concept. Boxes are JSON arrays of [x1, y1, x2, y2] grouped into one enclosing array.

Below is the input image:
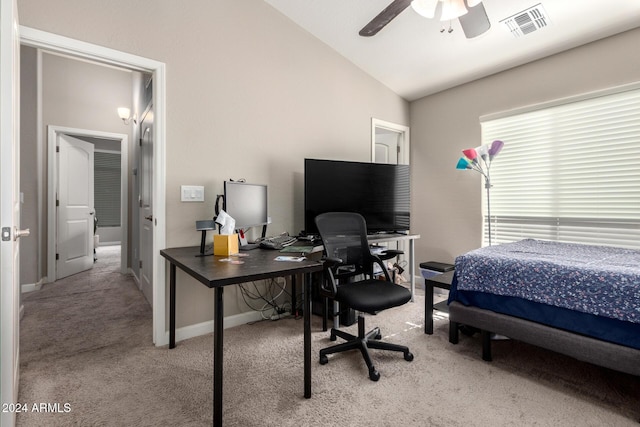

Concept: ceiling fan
[[359, 0, 491, 39]]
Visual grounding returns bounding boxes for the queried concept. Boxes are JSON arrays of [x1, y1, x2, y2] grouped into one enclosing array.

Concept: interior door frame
[[371, 118, 410, 165], [47, 126, 128, 278], [0, 0, 21, 423], [21, 27, 168, 346]]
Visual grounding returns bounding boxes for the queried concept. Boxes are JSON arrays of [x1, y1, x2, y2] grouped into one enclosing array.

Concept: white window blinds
[[480, 85, 640, 249]]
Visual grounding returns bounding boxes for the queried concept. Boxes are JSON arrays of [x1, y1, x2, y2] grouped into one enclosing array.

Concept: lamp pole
[[457, 140, 504, 247], [485, 176, 492, 246]]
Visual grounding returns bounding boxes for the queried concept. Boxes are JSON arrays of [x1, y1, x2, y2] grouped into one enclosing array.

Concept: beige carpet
[[17, 246, 640, 426]]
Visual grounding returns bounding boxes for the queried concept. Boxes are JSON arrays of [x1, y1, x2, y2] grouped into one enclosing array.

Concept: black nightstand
[[424, 269, 455, 335]]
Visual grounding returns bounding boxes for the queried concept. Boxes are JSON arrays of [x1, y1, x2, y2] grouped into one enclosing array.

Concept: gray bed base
[[448, 301, 640, 376]]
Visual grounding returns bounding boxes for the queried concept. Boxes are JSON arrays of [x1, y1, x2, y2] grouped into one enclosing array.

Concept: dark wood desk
[[160, 246, 324, 426]]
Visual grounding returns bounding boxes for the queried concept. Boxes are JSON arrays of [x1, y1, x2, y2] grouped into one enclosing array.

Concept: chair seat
[[335, 280, 411, 314]]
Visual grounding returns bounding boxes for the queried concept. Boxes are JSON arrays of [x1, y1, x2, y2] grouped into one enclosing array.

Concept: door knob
[[14, 228, 30, 240], [145, 215, 153, 221]]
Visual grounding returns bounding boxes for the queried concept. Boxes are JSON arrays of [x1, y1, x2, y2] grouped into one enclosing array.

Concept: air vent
[[500, 4, 550, 38]]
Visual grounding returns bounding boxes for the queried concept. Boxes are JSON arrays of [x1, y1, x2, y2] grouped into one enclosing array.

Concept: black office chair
[[315, 212, 414, 381]]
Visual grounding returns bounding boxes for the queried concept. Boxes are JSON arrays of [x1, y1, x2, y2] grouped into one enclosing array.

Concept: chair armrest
[[371, 254, 393, 282], [321, 256, 343, 268], [319, 256, 344, 296], [379, 249, 404, 260]]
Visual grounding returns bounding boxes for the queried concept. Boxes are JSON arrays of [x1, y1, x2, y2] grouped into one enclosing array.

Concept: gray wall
[[17, 0, 410, 327], [19, 46, 39, 286], [410, 27, 640, 264]]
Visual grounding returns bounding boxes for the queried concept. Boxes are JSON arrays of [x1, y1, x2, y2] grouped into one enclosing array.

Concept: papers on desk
[[274, 256, 306, 262]]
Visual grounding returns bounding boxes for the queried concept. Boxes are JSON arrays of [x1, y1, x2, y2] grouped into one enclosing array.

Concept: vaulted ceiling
[[265, 0, 640, 101]]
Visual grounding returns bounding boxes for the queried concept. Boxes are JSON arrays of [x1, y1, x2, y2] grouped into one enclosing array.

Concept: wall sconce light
[[117, 107, 137, 125]]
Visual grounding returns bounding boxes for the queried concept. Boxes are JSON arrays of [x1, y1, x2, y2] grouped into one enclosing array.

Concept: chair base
[[319, 314, 413, 381]]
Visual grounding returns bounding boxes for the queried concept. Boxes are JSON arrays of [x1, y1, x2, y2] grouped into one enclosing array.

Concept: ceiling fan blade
[[359, 0, 413, 37], [459, 1, 491, 38]]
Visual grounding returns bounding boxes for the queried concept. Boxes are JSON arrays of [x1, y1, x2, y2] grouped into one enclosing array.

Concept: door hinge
[[2, 227, 10, 241], [139, 260, 142, 269], [139, 138, 143, 147], [397, 146, 401, 154], [56, 199, 59, 207], [56, 253, 59, 260], [56, 146, 60, 153]]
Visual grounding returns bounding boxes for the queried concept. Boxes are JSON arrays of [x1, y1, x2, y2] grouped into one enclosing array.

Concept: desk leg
[[409, 239, 416, 302], [291, 274, 297, 317], [213, 287, 224, 426], [304, 273, 312, 399], [169, 263, 176, 349], [425, 281, 434, 335]]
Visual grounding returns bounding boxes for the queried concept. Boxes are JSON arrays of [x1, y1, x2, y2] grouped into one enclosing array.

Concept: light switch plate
[[181, 185, 205, 202]]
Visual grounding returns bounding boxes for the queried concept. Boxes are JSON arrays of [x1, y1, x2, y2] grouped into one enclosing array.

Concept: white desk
[[367, 233, 420, 301]]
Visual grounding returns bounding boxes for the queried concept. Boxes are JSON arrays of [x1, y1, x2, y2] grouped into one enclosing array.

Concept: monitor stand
[[195, 220, 216, 257]]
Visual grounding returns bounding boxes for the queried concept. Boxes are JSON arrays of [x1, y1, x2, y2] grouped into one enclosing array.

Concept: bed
[[447, 239, 640, 376]]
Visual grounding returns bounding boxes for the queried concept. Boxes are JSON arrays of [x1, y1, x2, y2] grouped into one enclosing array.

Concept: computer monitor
[[223, 181, 269, 232]]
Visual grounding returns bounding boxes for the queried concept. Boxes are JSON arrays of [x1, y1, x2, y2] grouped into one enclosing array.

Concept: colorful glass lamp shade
[[488, 139, 504, 159], [456, 140, 504, 245], [456, 157, 472, 170]]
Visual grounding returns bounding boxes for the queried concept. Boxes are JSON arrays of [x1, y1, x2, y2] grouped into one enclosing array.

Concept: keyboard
[[259, 234, 298, 250]]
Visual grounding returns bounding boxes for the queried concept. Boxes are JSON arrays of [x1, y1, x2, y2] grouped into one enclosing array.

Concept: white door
[[374, 129, 400, 164], [56, 134, 95, 279], [372, 118, 410, 166], [139, 107, 154, 306], [1, 1, 22, 425]]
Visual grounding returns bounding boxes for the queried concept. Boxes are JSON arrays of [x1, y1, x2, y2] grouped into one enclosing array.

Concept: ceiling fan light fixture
[[440, 0, 468, 21], [411, 0, 438, 19]]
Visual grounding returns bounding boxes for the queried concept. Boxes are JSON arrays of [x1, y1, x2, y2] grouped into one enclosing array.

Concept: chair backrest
[[315, 212, 372, 276]]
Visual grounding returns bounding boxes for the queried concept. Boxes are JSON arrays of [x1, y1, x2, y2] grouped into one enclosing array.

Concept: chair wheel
[[330, 332, 337, 341], [404, 351, 414, 362], [319, 354, 328, 365], [374, 333, 382, 340], [369, 368, 380, 381]]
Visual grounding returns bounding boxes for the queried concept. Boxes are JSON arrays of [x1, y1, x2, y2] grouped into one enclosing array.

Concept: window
[[94, 151, 121, 227], [481, 84, 640, 249]]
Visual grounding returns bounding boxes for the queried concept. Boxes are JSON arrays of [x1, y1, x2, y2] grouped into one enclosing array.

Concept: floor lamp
[[456, 140, 504, 246]]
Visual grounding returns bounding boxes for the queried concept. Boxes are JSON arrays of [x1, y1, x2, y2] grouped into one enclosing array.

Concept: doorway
[[371, 118, 410, 165], [371, 118, 411, 280], [20, 27, 167, 346], [47, 126, 128, 280]]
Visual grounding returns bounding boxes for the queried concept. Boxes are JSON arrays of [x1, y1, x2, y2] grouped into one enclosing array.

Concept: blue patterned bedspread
[[454, 239, 640, 324]]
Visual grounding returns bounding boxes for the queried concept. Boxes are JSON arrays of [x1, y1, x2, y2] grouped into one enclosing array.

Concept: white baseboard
[[166, 310, 266, 345], [98, 241, 121, 246], [130, 269, 140, 289], [21, 277, 46, 294]]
